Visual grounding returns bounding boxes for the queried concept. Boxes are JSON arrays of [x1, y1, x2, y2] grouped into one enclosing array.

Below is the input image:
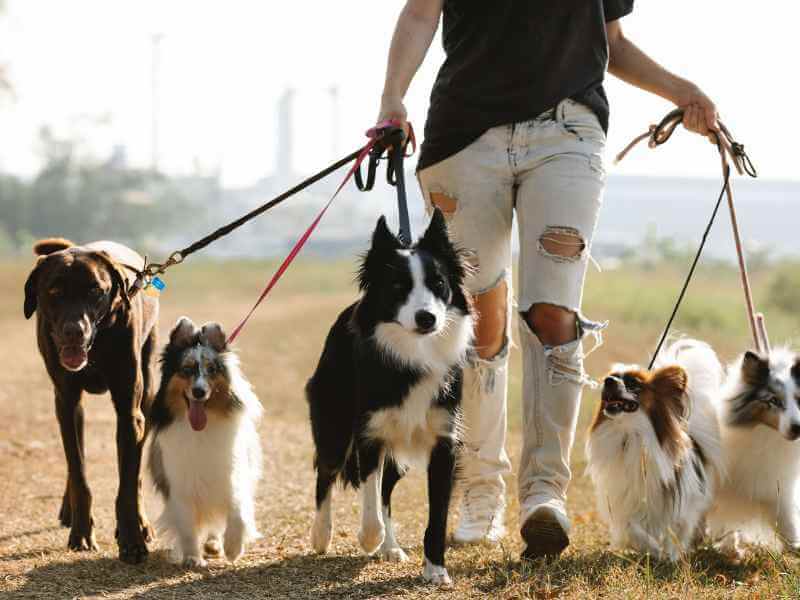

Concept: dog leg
[[423, 438, 456, 587], [628, 521, 665, 559], [357, 445, 385, 555], [378, 459, 408, 562], [224, 506, 246, 563], [312, 467, 336, 554], [777, 497, 800, 551], [55, 386, 97, 552], [168, 498, 205, 568], [110, 361, 150, 564]]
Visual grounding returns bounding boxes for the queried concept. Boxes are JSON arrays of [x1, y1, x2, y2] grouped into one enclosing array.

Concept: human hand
[[377, 94, 410, 141], [673, 82, 719, 140]]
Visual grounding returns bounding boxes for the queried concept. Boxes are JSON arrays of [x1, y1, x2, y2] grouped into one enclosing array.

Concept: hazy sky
[[0, 1, 797, 184]]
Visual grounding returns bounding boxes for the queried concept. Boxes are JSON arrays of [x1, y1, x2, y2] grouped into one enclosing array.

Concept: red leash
[[226, 120, 414, 344]]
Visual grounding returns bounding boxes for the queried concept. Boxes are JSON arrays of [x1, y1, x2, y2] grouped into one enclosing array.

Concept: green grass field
[[2, 256, 800, 599]]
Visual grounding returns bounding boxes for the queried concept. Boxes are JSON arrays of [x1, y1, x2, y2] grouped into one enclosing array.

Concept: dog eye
[[89, 286, 104, 298], [432, 278, 447, 294], [48, 287, 62, 297], [622, 375, 642, 393], [180, 365, 196, 377]]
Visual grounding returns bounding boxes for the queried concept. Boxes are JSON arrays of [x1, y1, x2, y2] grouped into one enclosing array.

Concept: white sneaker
[[452, 483, 506, 545]]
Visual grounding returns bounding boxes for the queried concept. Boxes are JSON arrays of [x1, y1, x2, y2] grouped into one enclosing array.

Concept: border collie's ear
[[742, 350, 769, 385], [652, 365, 688, 399], [417, 208, 450, 255], [792, 359, 800, 383], [200, 323, 227, 352], [372, 215, 402, 251], [171, 317, 198, 348], [23, 259, 44, 319]]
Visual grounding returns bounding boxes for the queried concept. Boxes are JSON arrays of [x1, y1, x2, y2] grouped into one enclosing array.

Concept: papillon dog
[[306, 209, 473, 586], [586, 339, 724, 561], [148, 317, 262, 566], [707, 348, 800, 556]]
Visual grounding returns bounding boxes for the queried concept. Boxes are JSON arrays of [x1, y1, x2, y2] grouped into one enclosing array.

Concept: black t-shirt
[[417, 0, 634, 171]]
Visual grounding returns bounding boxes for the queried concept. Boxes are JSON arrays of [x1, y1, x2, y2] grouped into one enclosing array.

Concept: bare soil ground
[[3, 258, 800, 599]]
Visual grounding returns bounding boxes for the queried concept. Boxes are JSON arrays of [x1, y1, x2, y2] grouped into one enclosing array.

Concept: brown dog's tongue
[[188, 400, 207, 431]]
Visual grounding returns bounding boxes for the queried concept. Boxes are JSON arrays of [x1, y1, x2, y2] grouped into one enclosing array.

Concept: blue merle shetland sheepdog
[[148, 317, 262, 567], [306, 209, 473, 587]]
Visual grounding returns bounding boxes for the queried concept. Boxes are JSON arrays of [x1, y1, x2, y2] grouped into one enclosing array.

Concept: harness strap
[[615, 109, 761, 367]]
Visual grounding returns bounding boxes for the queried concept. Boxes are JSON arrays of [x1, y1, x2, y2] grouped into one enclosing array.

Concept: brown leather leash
[[615, 109, 765, 368]]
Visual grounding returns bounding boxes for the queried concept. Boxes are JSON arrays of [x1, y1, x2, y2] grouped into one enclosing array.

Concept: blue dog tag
[[151, 277, 166, 291]]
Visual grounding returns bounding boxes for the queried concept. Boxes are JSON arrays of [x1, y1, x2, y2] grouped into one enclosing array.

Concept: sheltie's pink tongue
[[188, 400, 207, 431]]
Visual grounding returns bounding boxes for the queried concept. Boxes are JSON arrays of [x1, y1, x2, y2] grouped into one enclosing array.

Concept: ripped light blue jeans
[[417, 98, 607, 531]]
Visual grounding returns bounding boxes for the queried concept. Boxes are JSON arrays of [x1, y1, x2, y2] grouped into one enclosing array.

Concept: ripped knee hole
[[473, 279, 508, 360], [538, 226, 585, 261], [429, 191, 457, 216]]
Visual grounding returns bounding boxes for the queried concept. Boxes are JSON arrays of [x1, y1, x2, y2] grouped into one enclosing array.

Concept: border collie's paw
[[423, 559, 453, 587], [311, 512, 333, 554], [183, 555, 208, 569], [380, 546, 409, 562], [358, 522, 385, 555]]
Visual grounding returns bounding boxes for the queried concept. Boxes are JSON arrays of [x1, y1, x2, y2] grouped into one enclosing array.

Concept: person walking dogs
[[376, 0, 719, 559]]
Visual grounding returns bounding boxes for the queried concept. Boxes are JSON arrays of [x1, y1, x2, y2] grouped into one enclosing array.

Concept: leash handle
[[615, 108, 764, 366], [354, 120, 417, 246]]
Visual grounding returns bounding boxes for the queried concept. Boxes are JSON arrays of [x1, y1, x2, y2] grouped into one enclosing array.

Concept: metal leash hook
[[129, 251, 183, 298]]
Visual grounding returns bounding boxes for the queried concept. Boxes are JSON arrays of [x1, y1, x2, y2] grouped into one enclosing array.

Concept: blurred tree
[[0, 126, 201, 254]]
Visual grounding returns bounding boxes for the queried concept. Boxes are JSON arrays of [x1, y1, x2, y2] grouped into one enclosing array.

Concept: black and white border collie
[[708, 348, 800, 556], [148, 317, 262, 567], [306, 209, 473, 586]]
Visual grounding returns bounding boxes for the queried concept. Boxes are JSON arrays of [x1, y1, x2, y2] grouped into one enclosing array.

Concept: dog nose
[[790, 424, 800, 440], [415, 310, 436, 332], [191, 386, 206, 399], [62, 321, 85, 344]]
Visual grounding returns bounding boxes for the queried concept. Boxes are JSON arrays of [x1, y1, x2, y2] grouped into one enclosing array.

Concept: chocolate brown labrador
[[24, 238, 158, 563]]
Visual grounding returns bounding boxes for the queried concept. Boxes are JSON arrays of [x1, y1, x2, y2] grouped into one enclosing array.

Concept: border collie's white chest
[[366, 373, 457, 469]]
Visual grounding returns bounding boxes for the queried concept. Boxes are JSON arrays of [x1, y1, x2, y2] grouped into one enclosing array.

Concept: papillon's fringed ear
[[652, 365, 689, 418], [741, 350, 770, 385], [200, 323, 227, 352], [170, 316, 198, 348]]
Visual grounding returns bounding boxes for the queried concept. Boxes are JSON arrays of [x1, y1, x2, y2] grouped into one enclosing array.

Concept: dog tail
[[342, 447, 360, 489], [33, 238, 74, 255]]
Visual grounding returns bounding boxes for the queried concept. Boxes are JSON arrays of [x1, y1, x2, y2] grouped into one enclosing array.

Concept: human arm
[[606, 19, 718, 137], [377, 0, 444, 134]]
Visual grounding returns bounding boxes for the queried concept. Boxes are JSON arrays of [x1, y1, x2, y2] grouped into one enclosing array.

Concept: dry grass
[[3, 257, 800, 599]]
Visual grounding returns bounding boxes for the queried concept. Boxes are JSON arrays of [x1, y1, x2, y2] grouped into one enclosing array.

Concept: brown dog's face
[[24, 250, 127, 372]]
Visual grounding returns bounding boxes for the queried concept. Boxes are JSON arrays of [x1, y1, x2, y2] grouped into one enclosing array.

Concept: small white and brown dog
[[707, 348, 800, 556], [148, 317, 262, 566], [586, 339, 724, 561]]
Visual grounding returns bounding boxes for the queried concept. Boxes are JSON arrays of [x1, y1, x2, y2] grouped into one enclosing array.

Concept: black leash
[[354, 126, 415, 246], [616, 108, 758, 369]]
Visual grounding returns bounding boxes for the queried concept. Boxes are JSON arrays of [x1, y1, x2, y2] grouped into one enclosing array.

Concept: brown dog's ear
[[171, 317, 198, 347], [200, 323, 227, 352], [93, 251, 131, 314], [23, 259, 44, 319]]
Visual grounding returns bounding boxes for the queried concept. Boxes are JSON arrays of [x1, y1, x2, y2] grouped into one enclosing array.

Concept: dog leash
[[354, 123, 417, 246], [224, 120, 416, 344], [128, 121, 412, 298], [615, 109, 761, 369]]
